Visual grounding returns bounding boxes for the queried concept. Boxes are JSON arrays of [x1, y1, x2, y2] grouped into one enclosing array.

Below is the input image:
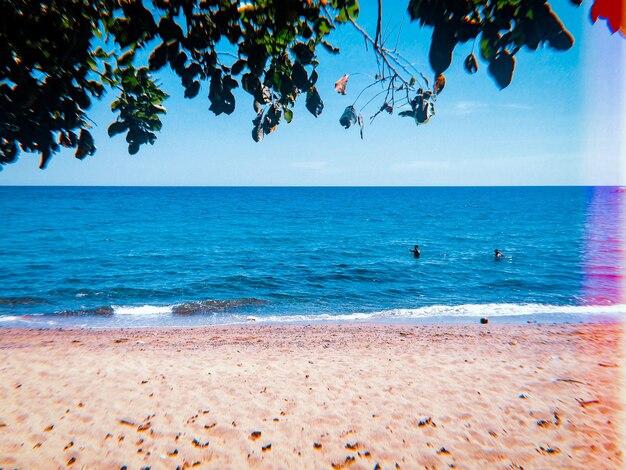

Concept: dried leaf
[[252, 121, 264, 142], [252, 112, 264, 142], [335, 74, 349, 95], [262, 105, 282, 134], [591, 0, 626, 34], [358, 113, 364, 139], [434, 73, 446, 94]]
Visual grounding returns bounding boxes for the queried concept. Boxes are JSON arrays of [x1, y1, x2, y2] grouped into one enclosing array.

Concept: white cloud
[[501, 103, 533, 111], [450, 101, 489, 115], [448, 101, 532, 116]]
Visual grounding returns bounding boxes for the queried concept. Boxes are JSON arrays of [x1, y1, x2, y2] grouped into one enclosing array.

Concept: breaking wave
[[57, 298, 269, 317], [239, 303, 626, 324]]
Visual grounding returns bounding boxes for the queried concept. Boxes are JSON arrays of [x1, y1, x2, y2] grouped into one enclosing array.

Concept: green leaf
[[94, 47, 109, 59], [548, 30, 574, 50], [292, 62, 310, 90], [148, 43, 167, 70], [464, 53, 478, 74], [208, 70, 237, 115], [488, 51, 516, 89], [346, 0, 360, 20], [231, 59, 246, 75], [456, 19, 481, 43], [117, 50, 135, 67], [339, 105, 358, 129], [184, 81, 200, 99], [284, 108, 293, 124], [75, 129, 95, 160], [321, 40, 340, 54], [107, 121, 128, 137], [480, 38, 496, 62], [429, 23, 456, 74], [276, 27, 296, 46], [305, 86, 323, 117], [158, 17, 183, 41], [292, 42, 315, 64], [316, 18, 332, 36]]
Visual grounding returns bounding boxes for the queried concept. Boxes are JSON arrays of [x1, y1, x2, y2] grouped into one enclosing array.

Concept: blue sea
[[1, 186, 625, 328]]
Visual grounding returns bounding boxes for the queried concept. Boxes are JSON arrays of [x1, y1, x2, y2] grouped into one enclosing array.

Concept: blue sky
[[1, 0, 624, 186]]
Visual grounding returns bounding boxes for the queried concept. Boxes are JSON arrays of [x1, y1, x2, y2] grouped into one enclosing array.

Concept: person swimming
[[494, 249, 505, 260], [409, 245, 421, 258]]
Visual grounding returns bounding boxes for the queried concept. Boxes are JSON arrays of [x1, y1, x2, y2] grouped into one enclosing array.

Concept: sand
[[0, 322, 623, 469]]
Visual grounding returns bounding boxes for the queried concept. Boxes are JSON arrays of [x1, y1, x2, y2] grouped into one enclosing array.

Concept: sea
[[1, 186, 625, 328]]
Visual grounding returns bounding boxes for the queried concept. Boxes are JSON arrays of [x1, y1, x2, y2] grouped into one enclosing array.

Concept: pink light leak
[[583, 187, 626, 304]]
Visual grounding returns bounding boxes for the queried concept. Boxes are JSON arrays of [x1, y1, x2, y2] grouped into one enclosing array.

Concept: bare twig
[[359, 87, 389, 112], [385, 50, 429, 88], [394, 16, 404, 52], [216, 51, 240, 61], [351, 78, 386, 106], [347, 17, 411, 88], [382, 22, 398, 49]]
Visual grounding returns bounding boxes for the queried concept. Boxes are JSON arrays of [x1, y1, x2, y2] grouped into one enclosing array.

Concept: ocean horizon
[[1, 185, 625, 328]]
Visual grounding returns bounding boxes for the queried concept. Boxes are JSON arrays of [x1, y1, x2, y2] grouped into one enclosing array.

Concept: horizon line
[[0, 184, 624, 189]]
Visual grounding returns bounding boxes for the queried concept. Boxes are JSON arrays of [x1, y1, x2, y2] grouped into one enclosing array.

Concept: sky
[[1, 0, 625, 186]]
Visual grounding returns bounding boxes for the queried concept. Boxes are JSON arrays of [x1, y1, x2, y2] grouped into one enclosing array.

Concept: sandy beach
[[0, 322, 623, 469]]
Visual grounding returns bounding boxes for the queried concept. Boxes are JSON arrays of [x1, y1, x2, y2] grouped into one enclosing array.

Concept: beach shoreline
[[1, 322, 624, 468]]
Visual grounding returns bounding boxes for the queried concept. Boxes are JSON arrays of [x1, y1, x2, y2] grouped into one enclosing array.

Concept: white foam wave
[[239, 303, 626, 324], [0, 316, 21, 322], [112, 305, 173, 315]]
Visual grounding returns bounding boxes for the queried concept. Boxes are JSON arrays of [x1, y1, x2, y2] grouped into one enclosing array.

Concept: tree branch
[[375, 0, 383, 48]]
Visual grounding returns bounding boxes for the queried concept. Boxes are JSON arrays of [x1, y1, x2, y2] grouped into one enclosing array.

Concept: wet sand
[[0, 322, 624, 469]]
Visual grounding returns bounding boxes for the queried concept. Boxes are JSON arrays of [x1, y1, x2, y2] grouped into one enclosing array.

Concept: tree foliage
[[0, 0, 584, 170], [409, 0, 576, 88]]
